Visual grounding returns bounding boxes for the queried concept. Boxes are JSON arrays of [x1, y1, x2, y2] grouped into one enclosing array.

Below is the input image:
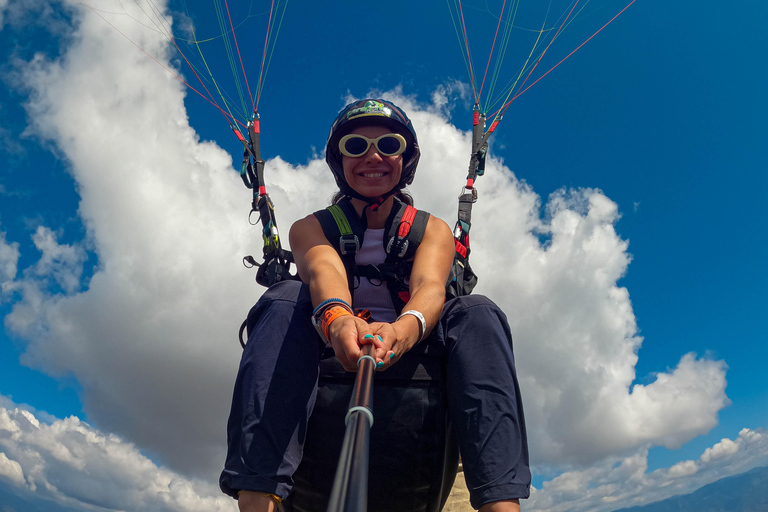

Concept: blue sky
[[1, 0, 767, 510]]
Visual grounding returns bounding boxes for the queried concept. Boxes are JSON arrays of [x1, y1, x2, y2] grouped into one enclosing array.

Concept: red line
[[457, 0, 478, 105], [137, 0, 224, 112], [256, 0, 276, 110], [84, 1, 245, 130], [478, 0, 507, 100], [501, 0, 637, 116], [515, 0, 580, 100], [224, 0, 256, 112]]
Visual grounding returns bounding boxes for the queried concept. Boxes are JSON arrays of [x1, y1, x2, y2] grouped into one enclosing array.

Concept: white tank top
[[353, 228, 398, 322]]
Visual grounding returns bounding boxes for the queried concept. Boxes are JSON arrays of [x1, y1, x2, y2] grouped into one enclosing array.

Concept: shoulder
[[291, 212, 323, 234], [412, 213, 453, 255], [425, 214, 453, 241], [289, 213, 326, 249]]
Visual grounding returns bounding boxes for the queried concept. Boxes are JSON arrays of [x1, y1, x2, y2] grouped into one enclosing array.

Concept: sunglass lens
[[377, 136, 403, 156], [343, 137, 369, 156]]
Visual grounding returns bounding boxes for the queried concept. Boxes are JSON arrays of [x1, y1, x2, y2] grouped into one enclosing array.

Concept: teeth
[[362, 173, 384, 178]]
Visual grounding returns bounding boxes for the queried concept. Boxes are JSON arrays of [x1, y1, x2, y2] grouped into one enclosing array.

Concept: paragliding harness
[[313, 196, 429, 316], [447, 105, 490, 300], [238, 113, 298, 289]]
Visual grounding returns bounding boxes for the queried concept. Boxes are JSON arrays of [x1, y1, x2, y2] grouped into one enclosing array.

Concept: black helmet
[[326, 99, 420, 198]]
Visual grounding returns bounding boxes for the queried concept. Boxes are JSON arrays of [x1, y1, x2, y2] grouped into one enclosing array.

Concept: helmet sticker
[[346, 100, 392, 121]]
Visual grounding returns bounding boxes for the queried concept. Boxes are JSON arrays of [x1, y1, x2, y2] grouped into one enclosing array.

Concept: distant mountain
[[612, 465, 768, 512]]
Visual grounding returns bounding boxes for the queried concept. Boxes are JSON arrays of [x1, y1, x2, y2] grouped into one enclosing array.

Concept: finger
[[375, 350, 397, 372], [360, 333, 384, 349], [372, 335, 392, 362]]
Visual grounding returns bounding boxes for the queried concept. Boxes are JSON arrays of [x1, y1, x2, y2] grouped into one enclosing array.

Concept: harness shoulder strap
[[313, 197, 367, 293], [382, 198, 429, 261], [313, 198, 367, 253]]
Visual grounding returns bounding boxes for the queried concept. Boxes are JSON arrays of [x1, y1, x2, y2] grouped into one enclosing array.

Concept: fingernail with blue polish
[[364, 334, 374, 339], [376, 361, 384, 368], [390, 353, 394, 361], [377, 336, 383, 342]]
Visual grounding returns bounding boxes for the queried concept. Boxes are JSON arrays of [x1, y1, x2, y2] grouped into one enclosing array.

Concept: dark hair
[[331, 190, 414, 206]]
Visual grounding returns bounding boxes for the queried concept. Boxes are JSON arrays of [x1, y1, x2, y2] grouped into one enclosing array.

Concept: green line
[[446, 0, 475, 98], [258, 0, 289, 105]]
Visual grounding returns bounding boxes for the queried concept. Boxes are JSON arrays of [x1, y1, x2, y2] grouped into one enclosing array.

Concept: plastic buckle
[[339, 235, 360, 255], [386, 237, 409, 258]]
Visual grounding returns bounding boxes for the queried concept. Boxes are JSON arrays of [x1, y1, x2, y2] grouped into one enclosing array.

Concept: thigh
[[435, 294, 531, 508]]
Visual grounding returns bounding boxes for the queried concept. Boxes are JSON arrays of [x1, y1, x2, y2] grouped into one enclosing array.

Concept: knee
[[246, 280, 312, 336], [443, 294, 501, 319], [439, 294, 512, 341], [261, 279, 311, 305]]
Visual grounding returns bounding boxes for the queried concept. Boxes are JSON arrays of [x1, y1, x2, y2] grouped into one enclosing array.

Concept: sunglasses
[[339, 133, 407, 158]]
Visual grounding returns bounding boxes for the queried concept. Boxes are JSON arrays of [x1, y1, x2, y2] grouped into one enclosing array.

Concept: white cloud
[[701, 436, 740, 463], [2, 392, 764, 512], [0, 0, 8, 28], [0, 223, 20, 294], [0, 451, 25, 486], [527, 428, 768, 512], [2, 0, 730, 504], [0, 396, 236, 511], [25, 226, 86, 294]]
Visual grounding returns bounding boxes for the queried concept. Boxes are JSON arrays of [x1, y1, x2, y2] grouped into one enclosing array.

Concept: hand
[[367, 321, 418, 371], [327, 315, 383, 372]]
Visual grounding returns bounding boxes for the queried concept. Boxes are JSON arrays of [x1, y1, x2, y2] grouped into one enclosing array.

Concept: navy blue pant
[[220, 281, 530, 508]]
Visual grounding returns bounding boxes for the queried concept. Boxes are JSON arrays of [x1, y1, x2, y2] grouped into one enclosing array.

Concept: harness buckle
[[339, 234, 360, 255], [386, 237, 409, 258], [458, 187, 478, 203]]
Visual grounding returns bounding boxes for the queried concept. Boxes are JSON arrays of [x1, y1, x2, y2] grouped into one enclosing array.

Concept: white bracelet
[[397, 310, 427, 342]]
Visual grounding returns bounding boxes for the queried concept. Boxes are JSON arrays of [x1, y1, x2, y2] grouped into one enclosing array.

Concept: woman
[[221, 99, 530, 512]]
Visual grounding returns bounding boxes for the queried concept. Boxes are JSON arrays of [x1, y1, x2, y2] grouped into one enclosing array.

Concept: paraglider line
[[83, 0, 246, 130], [223, 0, 256, 112], [478, 0, 507, 101], [515, 0, 581, 102], [498, 0, 637, 118], [256, 0, 277, 109], [456, 0, 479, 105], [133, 0, 236, 125]]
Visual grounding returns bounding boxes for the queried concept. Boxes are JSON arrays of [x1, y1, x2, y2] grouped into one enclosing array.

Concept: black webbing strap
[[314, 197, 367, 295]]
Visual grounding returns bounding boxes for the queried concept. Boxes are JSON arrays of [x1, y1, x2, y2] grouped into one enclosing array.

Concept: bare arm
[[370, 215, 455, 367], [289, 215, 380, 370], [290, 214, 350, 305]]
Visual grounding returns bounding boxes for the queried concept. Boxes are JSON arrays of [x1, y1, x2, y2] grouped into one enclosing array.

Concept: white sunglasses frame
[[338, 133, 407, 158]]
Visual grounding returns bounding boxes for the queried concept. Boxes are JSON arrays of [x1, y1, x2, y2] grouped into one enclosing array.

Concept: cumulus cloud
[[0, 0, 8, 28], [0, 396, 236, 511], [1, 391, 763, 512], [526, 428, 768, 512], [0, 451, 24, 486], [3, 0, 729, 500], [25, 226, 87, 294], [0, 223, 20, 294]]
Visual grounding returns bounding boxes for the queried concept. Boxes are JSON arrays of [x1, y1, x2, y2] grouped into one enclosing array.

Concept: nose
[[363, 143, 384, 161]]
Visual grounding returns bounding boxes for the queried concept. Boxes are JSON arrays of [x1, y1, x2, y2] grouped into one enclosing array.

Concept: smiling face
[[341, 125, 404, 199]]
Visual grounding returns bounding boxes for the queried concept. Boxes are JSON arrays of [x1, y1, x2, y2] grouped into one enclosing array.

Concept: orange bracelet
[[321, 306, 353, 339]]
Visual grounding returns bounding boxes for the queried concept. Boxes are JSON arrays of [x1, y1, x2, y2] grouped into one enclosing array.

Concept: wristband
[[321, 306, 354, 340], [397, 310, 427, 342], [313, 298, 352, 317]]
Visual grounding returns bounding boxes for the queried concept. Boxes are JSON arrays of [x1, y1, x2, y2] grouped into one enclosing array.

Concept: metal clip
[[340, 235, 360, 255], [458, 187, 478, 203]]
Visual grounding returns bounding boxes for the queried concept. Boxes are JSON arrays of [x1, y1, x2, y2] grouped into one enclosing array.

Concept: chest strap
[[314, 197, 429, 314]]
